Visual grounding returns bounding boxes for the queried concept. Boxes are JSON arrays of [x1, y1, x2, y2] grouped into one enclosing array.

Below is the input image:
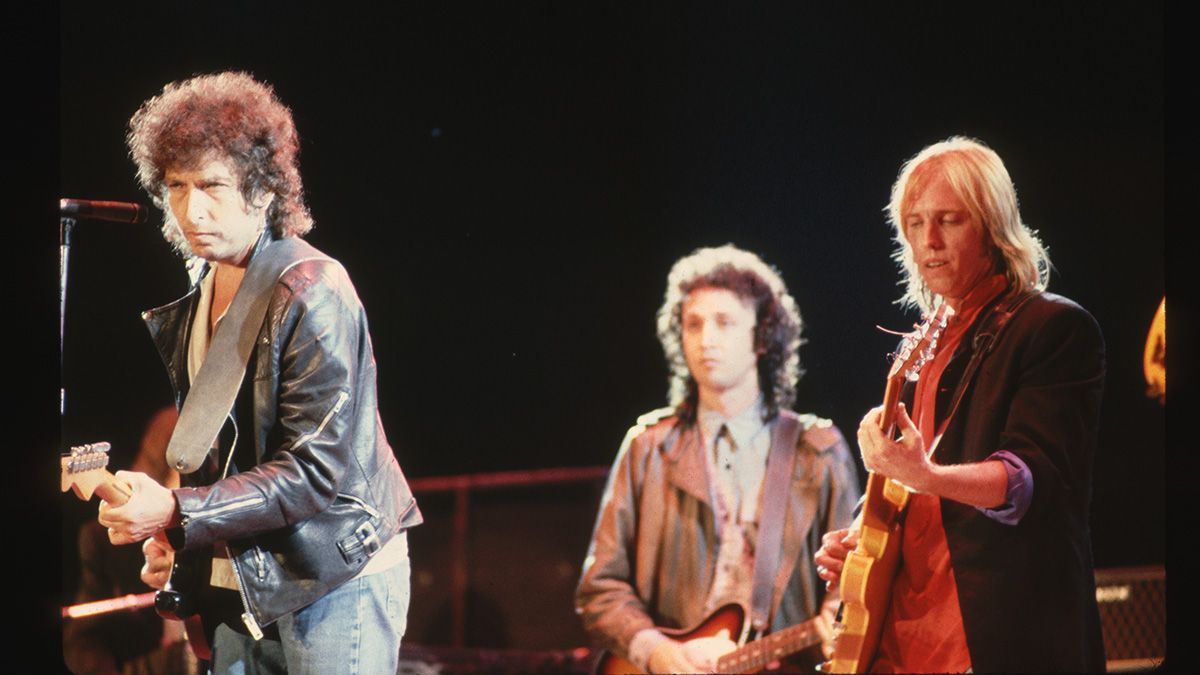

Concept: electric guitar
[[823, 305, 950, 673], [61, 442, 213, 660], [593, 604, 825, 674]]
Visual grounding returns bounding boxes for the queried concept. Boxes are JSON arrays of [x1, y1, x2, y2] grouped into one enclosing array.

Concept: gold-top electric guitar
[[61, 442, 212, 661], [593, 604, 825, 674], [824, 304, 950, 673]]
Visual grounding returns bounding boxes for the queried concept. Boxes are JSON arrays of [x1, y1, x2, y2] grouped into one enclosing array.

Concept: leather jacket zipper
[[253, 546, 267, 581], [187, 495, 267, 520], [289, 391, 350, 451], [227, 547, 264, 640], [338, 492, 381, 519], [208, 411, 265, 639]]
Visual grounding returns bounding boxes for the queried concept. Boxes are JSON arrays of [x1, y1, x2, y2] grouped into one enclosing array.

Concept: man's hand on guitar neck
[[97, 470, 178, 546], [857, 403, 932, 492], [858, 403, 1010, 510]]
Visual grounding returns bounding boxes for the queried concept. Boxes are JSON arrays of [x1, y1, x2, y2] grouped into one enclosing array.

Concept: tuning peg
[[71, 441, 112, 456], [66, 442, 112, 474]]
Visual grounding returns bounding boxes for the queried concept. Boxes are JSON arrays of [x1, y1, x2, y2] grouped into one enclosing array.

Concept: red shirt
[[870, 275, 1008, 674]]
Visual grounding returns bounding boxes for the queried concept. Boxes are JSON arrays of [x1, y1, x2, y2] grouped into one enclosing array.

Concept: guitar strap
[[166, 236, 329, 474], [930, 289, 1038, 446], [749, 412, 802, 632]]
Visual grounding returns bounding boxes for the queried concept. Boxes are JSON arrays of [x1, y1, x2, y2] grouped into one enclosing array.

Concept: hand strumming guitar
[[814, 528, 859, 592], [141, 536, 174, 590], [647, 630, 736, 674]]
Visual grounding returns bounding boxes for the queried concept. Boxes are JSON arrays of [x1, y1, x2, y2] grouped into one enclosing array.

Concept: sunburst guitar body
[[594, 604, 825, 674]]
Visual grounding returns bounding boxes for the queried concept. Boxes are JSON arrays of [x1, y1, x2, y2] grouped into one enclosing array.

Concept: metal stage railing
[[407, 466, 610, 650]]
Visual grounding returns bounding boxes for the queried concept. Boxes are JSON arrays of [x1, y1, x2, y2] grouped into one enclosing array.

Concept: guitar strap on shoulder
[[933, 289, 1038, 441], [166, 237, 328, 474], [749, 412, 803, 632]]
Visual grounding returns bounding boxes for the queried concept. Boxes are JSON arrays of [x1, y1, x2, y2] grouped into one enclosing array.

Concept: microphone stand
[[60, 215, 75, 416]]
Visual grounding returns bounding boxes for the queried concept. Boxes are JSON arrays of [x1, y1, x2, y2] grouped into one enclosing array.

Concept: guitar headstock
[[886, 303, 954, 386], [61, 442, 114, 501]]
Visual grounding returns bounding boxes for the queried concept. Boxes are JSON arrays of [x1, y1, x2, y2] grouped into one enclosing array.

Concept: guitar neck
[[826, 305, 950, 673], [91, 470, 133, 506], [716, 618, 820, 674], [878, 373, 904, 437], [61, 457, 132, 506], [861, 375, 911, 518]]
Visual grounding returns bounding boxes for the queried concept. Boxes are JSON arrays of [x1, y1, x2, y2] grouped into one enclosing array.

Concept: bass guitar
[[593, 604, 824, 674], [61, 442, 213, 660], [824, 304, 950, 673]]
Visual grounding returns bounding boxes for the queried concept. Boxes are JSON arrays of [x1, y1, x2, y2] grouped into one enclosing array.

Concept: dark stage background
[[58, 2, 1164, 657]]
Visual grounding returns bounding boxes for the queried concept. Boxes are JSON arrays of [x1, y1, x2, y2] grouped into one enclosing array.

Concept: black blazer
[[929, 289, 1106, 672]]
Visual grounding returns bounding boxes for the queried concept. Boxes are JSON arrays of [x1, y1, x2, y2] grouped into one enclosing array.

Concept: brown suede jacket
[[576, 407, 860, 660]]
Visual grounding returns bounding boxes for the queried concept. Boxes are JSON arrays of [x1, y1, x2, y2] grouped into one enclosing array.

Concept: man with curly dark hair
[[97, 71, 421, 674], [576, 244, 860, 673]]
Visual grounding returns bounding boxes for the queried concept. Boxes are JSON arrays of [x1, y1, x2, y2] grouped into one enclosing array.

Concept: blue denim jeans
[[210, 554, 410, 674]]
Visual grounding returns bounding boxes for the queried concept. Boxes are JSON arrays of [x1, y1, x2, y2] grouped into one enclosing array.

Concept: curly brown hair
[[656, 244, 804, 423], [126, 71, 313, 255]]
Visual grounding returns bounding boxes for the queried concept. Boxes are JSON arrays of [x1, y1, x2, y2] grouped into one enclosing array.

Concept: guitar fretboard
[[717, 619, 818, 674]]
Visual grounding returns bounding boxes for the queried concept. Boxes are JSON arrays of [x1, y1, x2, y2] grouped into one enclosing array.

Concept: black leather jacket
[[142, 231, 422, 630]]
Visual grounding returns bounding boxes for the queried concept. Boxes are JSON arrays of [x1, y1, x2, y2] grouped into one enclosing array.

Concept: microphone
[[60, 198, 149, 224]]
